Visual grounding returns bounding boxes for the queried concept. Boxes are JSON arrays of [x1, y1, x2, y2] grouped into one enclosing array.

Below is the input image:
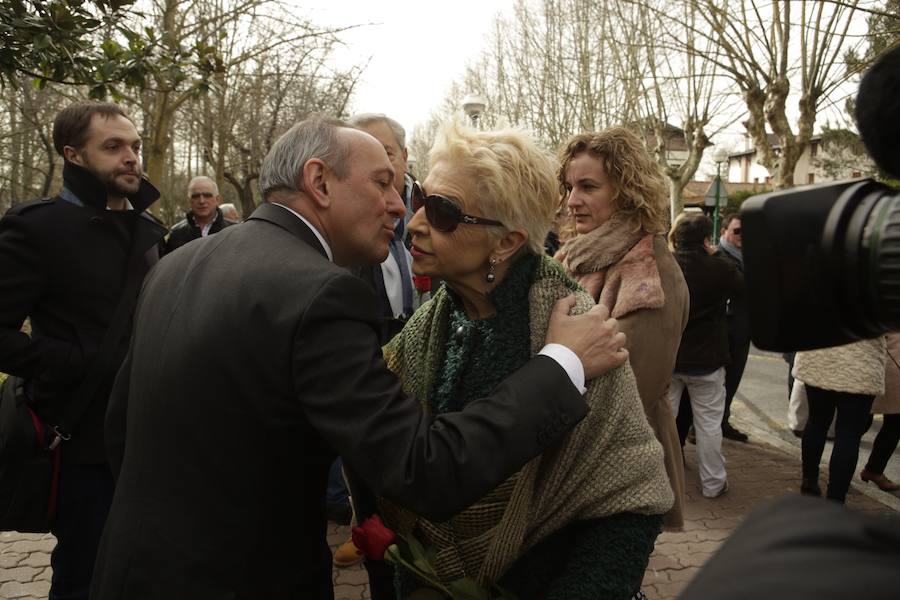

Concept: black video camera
[[741, 45, 900, 352]]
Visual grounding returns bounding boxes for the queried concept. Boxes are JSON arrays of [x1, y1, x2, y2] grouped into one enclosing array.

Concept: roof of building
[[727, 134, 822, 159]]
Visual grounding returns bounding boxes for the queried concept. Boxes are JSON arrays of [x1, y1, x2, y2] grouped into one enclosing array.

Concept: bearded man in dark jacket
[[0, 101, 167, 600]]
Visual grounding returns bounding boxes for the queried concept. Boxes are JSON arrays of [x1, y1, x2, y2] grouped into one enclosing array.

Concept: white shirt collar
[[269, 202, 333, 262], [106, 199, 134, 211]]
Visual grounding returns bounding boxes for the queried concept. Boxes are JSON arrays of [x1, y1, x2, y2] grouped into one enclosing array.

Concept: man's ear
[[63, 146, 84, 166], [302, 158, 330, 208], [493, 229, 528, 263]]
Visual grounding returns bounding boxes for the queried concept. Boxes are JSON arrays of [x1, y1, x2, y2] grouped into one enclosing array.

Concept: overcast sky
[[302, 0, 513, 139]]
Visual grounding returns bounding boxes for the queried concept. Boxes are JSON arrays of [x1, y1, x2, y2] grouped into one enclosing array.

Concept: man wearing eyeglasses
[[714, 213, 751, 443], [164, 176, 236, 253]]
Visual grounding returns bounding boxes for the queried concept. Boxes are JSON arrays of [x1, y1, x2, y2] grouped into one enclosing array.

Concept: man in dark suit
[[91, 116, 628, 599]]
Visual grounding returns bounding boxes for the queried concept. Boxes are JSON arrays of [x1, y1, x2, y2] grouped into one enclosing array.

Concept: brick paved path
[[641, 439, 894, 599], [0, 531, 52, 599], [1, 437, 896, 600]]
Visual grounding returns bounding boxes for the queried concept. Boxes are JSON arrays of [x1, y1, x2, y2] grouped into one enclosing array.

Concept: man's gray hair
[[348, 113, 406, 149], [188, 175, 219, 195], [258, 116, 352, 200]]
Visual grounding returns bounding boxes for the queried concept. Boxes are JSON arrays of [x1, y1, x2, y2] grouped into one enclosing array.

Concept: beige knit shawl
[[380, 255, 673, 586]]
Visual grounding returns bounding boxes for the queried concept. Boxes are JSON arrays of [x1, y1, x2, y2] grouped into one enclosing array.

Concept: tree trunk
[[668, 179, 684, 225]]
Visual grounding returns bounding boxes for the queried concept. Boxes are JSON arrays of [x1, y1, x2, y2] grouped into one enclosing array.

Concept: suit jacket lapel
[[248, 202, 328, 259]]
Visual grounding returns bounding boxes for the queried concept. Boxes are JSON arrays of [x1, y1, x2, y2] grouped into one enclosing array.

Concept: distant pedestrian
[[794, 337, 886, 502], [714, 213, 750, 442], [860, 332, 900, 492], [219, 202, 240, 222], [165, 176, 236, 253], [667, 213, 743, 499]]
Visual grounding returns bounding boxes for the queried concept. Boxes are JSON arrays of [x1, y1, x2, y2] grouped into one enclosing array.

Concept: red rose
[[413, 275, 432, 294], [351, 515, 396, 560]]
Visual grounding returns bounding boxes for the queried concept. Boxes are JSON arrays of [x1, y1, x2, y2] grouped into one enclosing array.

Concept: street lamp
[[712, 147, 729, 244], [461, 93, 487, 129]]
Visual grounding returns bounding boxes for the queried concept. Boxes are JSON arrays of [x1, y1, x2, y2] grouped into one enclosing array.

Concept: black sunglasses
[[732, 227, 742, 235], [411, 181, 505, 233]]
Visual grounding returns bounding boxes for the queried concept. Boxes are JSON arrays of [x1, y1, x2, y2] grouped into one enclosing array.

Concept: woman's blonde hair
[[429, 121, 558, 255], [557, 126, 669, 234]]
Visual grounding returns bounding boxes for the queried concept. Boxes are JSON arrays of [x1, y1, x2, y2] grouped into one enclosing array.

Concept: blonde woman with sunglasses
[[371, 121, 673, 600]]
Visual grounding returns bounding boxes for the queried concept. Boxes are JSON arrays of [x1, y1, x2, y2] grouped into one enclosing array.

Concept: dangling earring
[[486, 257, 497, 283]]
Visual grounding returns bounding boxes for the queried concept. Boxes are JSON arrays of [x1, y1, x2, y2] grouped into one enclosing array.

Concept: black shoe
[[800, 477, 822, 497], [722, 423, 749, 442], [326, 502, 352, 525]]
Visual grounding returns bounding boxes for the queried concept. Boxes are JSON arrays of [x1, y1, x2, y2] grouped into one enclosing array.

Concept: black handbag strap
[[49, 235, 150, 448]]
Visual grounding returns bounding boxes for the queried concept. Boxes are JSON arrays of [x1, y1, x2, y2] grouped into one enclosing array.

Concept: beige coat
[[793, 338, 886, 397], [563, 234, 690, 530], [873, 332, 900, 415]]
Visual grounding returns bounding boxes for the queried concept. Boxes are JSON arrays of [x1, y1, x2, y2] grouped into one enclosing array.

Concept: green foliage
[[865, 0, 900, 58], [0, 0, 154, 88], [816, 125, 880, 180], [727, 189, 771, 212], [820, 126, 867, 153], [844, 0, 900, 115], [0, 0, 231, 100]]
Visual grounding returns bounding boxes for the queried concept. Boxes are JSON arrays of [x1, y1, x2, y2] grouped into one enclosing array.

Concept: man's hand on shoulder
[[546, 295, 628, 380]]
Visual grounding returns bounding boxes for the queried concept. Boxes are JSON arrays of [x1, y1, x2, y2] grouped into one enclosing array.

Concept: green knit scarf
[[382, 253, 673, 586]]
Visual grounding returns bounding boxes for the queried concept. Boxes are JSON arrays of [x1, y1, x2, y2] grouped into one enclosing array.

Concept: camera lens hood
[[822, 179, 900, 338]]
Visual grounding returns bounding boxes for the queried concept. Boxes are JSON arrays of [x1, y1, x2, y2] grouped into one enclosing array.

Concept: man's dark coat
[[164, 207, 235, 254], [0, 162, 167, 463], [713, 246, 750, 339], [672, 248, 744, 372], [91, 202, 586, 600]]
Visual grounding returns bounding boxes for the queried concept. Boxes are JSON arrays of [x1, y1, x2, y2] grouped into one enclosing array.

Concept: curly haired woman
[[555, 126, 689, 530]]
